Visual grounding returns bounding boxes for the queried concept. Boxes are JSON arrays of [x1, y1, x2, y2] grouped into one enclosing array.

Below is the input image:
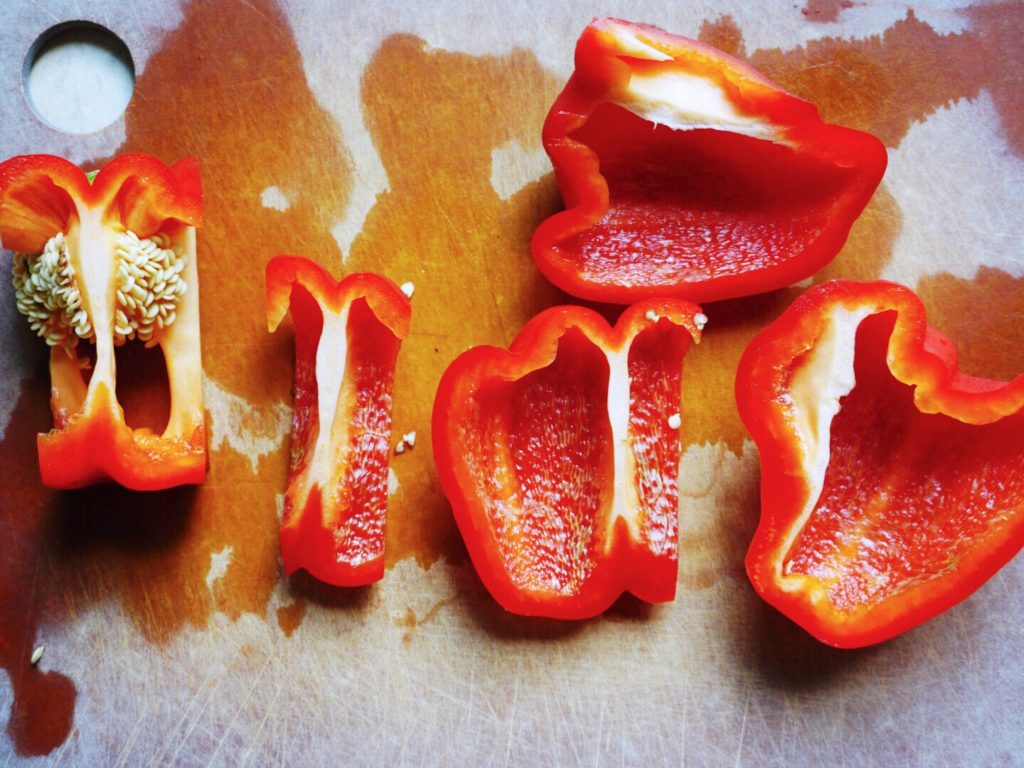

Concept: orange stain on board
[[739, 5, 1024, 157], [119, 0, 354, 405], [676, 445, 762, 593], [684, 8, 1022, 582], [0, 385, 73, 756], [1, 2, 1023, 756], [680, 289, 798, 454], [683, 19, 907, 454], [276, 599, 308, 637], [697, 17, 745, 57], [112, 0, 358, 637], [802, 0, 854, 24], [115, 0, 338, 635], [685, 5, 1024, 454], [0, 13, 566, 752], [0, 0, 342, 753], [350, 35, 565, 567], [964, 3, 1024, 157], [916, 269, 1024, 383]]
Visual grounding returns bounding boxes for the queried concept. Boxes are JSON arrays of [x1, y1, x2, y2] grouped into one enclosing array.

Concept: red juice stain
[[0, 385, 69, 756], [7, 669, 76, 756]]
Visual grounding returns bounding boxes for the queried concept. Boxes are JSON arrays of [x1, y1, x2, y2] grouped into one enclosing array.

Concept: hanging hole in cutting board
[[23, 21, 135, 134]]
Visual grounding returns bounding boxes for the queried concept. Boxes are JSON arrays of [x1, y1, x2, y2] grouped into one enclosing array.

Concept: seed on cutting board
[[667, 413, 682, 430], [395, 430, 417, 455], [400, 281, 415, 298], [30, 646, 44, 666]]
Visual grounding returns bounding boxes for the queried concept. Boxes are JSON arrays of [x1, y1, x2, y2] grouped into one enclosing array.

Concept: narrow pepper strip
[[0, 154, 205, 489], [736, 280, 1024, 648], [433, 300, 705, 618], [266, 256, 411, 586], [532, 18, 887, 304]]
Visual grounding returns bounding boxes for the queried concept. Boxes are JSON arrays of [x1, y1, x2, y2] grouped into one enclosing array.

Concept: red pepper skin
[[432, 300, 704, 619], [266, 256, 411, 587], [737, 280, 1024, 648], [0, 154, 205, 490], [532, 18, 888, 304], [0, 154, 202, 254]]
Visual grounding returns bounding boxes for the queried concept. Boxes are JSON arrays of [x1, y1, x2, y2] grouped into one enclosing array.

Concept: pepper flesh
[[532, 18, 888, 304], [736, 280, 1024, 648], [266, 256, 411, 587], [432, 300, 704, 618], [0, 154, 205, 490]]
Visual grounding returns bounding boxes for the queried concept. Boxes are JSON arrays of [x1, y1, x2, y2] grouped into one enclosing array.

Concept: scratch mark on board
[[733, 692, 751, 768]]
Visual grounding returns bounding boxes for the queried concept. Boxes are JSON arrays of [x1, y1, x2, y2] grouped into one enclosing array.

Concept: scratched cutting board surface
[[1, 1, 1023, 765]]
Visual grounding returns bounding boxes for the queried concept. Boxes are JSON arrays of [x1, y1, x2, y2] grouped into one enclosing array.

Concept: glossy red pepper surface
[[0, 154, 205, 489], [533, 18, 887, 304], [433, 300, 705, 618], [736, 280, 1024, 647], [267, 256, 410, 586]]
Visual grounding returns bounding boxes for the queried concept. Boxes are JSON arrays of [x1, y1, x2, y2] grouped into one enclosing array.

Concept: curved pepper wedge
[[433, 300, 705, 618], [0, 154, 205, 489], [266, 256, 411, 587], [532, 18, 888, 304], [736, 280, 1024, 648]]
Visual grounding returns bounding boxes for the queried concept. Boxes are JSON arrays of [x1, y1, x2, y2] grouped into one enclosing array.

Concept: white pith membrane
[[301, 304, 351, 524], [11, 202, 202, 441], [607, 26, 791, 146], [605, 345, 644, 543], [282, 295, 398, 569], [776, 306, 878, 601]]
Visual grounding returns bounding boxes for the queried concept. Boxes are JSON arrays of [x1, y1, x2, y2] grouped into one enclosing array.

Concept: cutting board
[[1, 1, 1022, 764]]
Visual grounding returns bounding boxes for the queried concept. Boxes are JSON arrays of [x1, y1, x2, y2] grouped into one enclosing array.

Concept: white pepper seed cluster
[[12, 232, 88, 348], [113, 231, 187, 346], [12, 229, 187, 350]]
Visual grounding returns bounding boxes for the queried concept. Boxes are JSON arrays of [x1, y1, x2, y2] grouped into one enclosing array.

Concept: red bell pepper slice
[[736, 280, 1024, 647], [266, 256, 411, 587], [432, 300, 705, 618], [533, 18, 888, 304], [0, 154, 205, 489]]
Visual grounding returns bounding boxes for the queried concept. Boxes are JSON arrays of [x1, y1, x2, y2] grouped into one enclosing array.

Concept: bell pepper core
[[736, 280, 1024, 648], [432, 300, 705, 619], [0, 154, 205, 490], [532, 18, 888, 304], [266, 256, 411, 587]]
